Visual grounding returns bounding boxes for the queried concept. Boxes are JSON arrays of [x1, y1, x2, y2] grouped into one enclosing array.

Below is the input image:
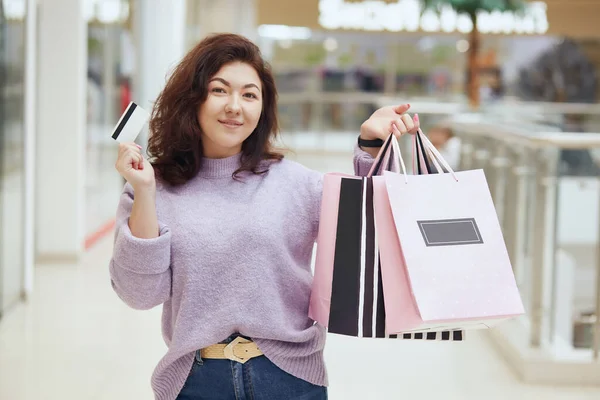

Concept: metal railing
[[448, 116, 600, 362], [278, 92, 600, 135], [278, 93, 600, 366]]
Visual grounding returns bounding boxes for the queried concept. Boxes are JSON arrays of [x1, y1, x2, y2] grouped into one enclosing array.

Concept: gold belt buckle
[[223, 336, 251, 364]]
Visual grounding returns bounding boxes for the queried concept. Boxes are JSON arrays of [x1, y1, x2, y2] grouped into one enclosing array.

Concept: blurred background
[[1, 0, 600, 399]]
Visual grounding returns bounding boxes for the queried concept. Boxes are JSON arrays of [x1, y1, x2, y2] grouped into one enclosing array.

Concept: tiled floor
[[2, 236, 600, 400], [2, 146, 600, 399]]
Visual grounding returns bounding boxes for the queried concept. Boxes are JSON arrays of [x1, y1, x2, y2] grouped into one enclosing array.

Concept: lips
[[219, 119, 243, 128]]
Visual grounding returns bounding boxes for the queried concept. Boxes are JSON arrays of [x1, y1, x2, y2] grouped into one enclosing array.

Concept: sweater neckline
[[198, 152, 243, 179]]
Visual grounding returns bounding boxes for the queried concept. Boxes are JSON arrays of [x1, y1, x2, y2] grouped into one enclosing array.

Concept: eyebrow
[[209, 77, 260, 91]]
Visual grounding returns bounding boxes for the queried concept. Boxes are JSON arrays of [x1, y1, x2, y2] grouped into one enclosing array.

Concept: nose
[[225, 94, 241, 114]]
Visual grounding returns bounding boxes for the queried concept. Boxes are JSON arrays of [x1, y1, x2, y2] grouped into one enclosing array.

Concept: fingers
[[118, 142, 142, 158], [413, 113, 420, 133], [392, 113, 420, 136], [116, 142, 144, 171], [402, 114, 415, 132], [134, 152, 144, 170], [130, 148, 143, 170], [365, 105, 421, 140], [392, 114, 413, 135], [393, 103, 410, 115]]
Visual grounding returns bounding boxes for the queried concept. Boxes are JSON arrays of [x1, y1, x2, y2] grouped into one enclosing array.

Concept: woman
[[110, 33, 419, 400]]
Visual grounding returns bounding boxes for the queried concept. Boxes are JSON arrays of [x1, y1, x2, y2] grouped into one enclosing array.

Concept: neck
[[198, 152, 243, 179]]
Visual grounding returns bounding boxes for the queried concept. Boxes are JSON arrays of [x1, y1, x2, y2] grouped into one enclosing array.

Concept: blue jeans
[[176, 336, 328, 400]]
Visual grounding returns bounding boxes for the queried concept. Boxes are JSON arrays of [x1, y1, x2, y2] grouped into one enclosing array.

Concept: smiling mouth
[[219, 120, 243, 128]]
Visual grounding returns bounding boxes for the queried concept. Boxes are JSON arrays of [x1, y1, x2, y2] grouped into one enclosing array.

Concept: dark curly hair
[[147, 33, 284, 186]]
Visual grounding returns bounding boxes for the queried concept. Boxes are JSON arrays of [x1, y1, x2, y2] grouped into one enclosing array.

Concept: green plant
[[420, 0, 525, 108]]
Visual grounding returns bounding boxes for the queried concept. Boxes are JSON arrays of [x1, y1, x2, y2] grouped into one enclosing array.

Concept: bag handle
[[366, 129, 457, 182], [415, 131, 434, 175], [426, 146, 444, 174], [367, 132, 403, 177], [390, 132, 408, 182], [367, 134, 393, 177], [416, 129, 458, 181], [414, 130, 446, 176]]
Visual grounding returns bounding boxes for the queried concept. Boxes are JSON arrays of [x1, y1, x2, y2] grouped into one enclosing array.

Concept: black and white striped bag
[[389, 331, 464, 341], [323, 134, 464, 341]]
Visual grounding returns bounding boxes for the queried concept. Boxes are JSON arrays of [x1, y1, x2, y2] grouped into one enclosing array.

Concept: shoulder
[[269, 158, 316, 175], [260, 159, 323, 223], [260, 158, 323, 204], [265, 158, 322, 184]]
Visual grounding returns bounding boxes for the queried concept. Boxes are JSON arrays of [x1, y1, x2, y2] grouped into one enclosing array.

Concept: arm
[[129, 185, 159, 239], [311, 104, 419, 237], [355, 103, 420, 176], [109, 183, 172, 310], [354, 142, 377, 177]]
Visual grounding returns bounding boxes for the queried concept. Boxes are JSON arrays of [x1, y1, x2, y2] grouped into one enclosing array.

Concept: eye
[[244, 93, 258, 99], [211, 87, 226, 93]]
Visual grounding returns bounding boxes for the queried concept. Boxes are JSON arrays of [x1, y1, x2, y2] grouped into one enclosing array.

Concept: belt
[[200, 337, 263, 364]]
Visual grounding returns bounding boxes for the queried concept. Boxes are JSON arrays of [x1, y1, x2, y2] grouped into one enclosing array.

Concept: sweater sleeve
[[353, 142, 376, 176], [109, 183, 172, 310], [308, 143, 377, 241]]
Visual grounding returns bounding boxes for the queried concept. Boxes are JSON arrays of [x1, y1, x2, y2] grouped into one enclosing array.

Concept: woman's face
[[198, 61, 263, 159]]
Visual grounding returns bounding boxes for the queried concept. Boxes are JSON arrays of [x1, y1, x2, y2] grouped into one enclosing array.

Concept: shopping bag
[[309, 134, 465, 340], [376, 131, 524, 334], [309, 137, 396, 338], [389, 330, 464, 341]]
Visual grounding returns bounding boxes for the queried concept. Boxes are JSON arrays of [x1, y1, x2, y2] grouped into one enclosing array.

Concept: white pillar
[[23, 0, 38, 294], [132, 0, 187, 148], [36, 0, 87, 262], [102, 24, 117, 125]]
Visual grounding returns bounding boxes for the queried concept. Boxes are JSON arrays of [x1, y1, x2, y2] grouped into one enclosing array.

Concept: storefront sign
[[319, 0, 549, 34]]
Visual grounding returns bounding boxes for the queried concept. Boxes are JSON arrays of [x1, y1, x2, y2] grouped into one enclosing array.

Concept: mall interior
[[1, 0, 600, 399]]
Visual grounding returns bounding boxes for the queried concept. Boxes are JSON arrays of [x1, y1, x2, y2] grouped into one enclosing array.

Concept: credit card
[[111, 102, 150, 143]]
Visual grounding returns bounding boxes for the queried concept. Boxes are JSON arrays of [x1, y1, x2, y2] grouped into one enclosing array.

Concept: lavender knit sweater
[[109, 145, 375, 400]]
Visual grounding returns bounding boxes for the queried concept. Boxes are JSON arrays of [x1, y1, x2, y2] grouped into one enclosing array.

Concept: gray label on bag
[[417, 218, 483, 246]]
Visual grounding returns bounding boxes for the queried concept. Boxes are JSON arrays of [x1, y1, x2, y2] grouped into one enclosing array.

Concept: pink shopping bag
[[308, 148, 391, 337], [309, 133, 467, 340], [375, 131, 524, 334]]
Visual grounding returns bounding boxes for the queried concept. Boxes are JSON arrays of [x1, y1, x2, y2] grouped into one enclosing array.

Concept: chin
[[219, 135, 247, 149], [208, 134, 247, 152]]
